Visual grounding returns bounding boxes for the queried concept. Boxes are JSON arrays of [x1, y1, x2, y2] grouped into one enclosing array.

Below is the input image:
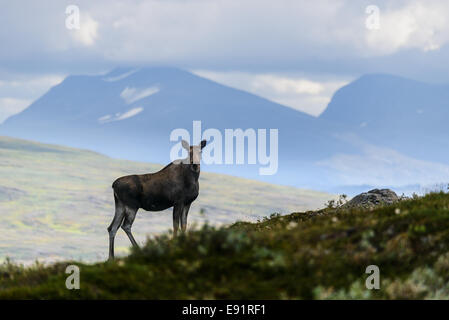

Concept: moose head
[[181, 139, 207, 171]]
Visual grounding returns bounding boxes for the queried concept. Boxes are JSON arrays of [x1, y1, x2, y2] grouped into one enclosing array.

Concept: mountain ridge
[[2, 68, 449, 192]]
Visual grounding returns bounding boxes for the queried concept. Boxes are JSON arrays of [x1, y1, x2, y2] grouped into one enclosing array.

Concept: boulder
[[344, 189, 399, 208]]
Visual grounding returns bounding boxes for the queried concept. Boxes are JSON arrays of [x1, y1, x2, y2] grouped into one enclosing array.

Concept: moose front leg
[[172, 204, 183, 237], [181, 203, 191, 233]]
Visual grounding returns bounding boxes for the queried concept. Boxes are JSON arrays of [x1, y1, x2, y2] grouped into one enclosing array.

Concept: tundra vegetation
[[1, 191, 449, 299]]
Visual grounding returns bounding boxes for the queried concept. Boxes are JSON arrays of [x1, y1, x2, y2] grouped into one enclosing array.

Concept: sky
[[1, 0, 449, 122]]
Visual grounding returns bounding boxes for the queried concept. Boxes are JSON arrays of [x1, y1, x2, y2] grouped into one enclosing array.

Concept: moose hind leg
[[108, 198, 125, 260], [121, 206, 139, 248], [181, 203, 191, 233]]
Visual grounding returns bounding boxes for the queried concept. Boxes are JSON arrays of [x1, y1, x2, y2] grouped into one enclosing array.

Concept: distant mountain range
[[2, 68, 449, 194]]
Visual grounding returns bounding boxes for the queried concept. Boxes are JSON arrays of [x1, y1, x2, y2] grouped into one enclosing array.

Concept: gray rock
[[344, 189, 399, 208]]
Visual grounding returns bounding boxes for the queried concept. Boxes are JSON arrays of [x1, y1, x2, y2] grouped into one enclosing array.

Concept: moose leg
[[173, 204, 183, 237], [107, 196, 125, 260], [181, 203, 191, 233], [121, 206, 139, 248]]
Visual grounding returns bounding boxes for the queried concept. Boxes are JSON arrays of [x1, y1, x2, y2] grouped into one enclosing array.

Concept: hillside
[[1, 191, 449, 299], [0, 136, 332, 264]]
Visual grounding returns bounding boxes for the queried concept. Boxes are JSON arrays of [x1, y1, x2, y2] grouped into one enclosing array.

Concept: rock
[[344, 189, 399, 208]]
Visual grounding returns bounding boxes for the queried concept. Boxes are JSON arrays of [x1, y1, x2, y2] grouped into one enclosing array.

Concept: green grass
[[0, 136, 332, 264], [1, 192, 449, 299]]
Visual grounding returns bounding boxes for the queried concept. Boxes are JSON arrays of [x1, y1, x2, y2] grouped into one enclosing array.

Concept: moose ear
[[200, 139, 207, 149], [181, 140, 190, 150]]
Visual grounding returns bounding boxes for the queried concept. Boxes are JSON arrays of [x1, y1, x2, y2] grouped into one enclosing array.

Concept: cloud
[[1, 1, 449, 78], [193, 70, 350, 116], [65, 0, 449, 63], [252, 76, 324, 95], [0, 98, 32, 123], [99, 107, 144, 123], [70, 14, 99, 46], [120, 86, 160, 104], [0, 74, 64, 97], [103, 68, 139, 81], [0, 74, 64, 94], [1, 0, 449, 112], [364, 1, 449, 54], [0, 73, 64, 122]]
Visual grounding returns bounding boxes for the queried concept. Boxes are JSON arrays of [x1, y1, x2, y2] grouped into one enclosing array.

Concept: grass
[[1, 191, 449, 299]]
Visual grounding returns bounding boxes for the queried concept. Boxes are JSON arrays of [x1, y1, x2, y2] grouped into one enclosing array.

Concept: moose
[[107, 139, 207, 260]]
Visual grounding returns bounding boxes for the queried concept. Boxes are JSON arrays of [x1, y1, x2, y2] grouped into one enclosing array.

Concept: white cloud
[[252, 76, 324, 95], [99, 107, 144, 123], [117, 107, 144, 120], [103, 68, 139, 82], [0, 75, 64, 96], [364, 1, 449, 54], [98, 114, 111, 122], [193, 70, 350, 116], [75, 0, 449, 62], [1, 0, 449, 72], [70, 14, 99, 46], [1, 0, 449, 96], [120, 86, 159, 104], [0, 98, 32, 123], [0, 74, 64, 122]]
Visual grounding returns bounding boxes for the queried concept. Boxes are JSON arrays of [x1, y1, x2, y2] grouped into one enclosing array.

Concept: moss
[[1, 192, 449, 299]]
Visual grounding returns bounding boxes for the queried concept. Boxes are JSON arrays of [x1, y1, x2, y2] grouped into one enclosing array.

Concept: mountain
[[321, 74, 449, 163], [2, 68, 449, 192], [317, 74, 449, 191], [0, 136, 332, 264], [0, 67, 347, 189]]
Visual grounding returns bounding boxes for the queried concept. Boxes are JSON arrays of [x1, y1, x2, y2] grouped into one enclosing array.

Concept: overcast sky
[[1, 0, 449, 121]]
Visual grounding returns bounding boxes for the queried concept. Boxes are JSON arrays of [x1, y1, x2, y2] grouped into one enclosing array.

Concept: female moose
[[107, 139, 207, 260]]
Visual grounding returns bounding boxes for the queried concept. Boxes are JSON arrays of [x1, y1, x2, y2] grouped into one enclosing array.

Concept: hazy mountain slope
[[0, 67, 348, 189], [2, 69, 449, 191], [0, 136, 333, 264], [321, 74, 449, 163], [1, 66, 326, 158]]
